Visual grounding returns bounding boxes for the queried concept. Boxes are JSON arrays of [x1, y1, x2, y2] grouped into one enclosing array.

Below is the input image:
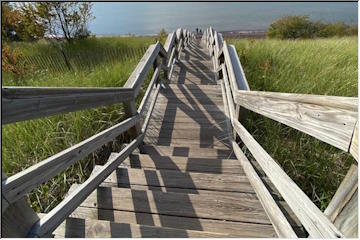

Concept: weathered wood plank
[[333, 189, 358, 238], [235, 90, 358, 152], [221, 76, 297, 237], [141, 83, 161, 134], [2, 115, 139, 208], [53, 217, 233, 238], [70, 206, 277, 238], [123, 154, 240, 174], [137, 65, 161, 117], [2, 87, 134, 124], [350, 121, 358, 161], [144, 136, 231, 149], [232, 120, 344, 238], [28, 135, 144, 237], [232, 142, 297, 238], [140, 145, 235, 159], [100, 167, 256, 193], [324, 164, 358, 222], [78, 186, 272, 224], [2, 197, 40, 237], [124, 42, 162, 95], [163, 32, 176, 53]]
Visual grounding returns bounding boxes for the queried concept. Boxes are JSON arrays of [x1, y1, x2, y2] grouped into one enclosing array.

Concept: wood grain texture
[[78, 186, 272, 224], [2, 115, 139, 207], [100, 166, 258, 193], [69, 206, 277, 238], [350, 121, 358, 161], [220, 74, 297, 237], [235, 90, 358, 152], [233, 120, 344, 238], [232, 142, 297, 238], [28, 135, 144, 237], [53, 217, 233, 238], [123, 43, 161, 95], [1, 197, 40, 237], [325, 164, 358, 222], [140, 144, 235, 159], [123, 154, 240, 174], [333, 189, 358, 238], [2, 87, 133, 124], [137, 65, 161, 117]]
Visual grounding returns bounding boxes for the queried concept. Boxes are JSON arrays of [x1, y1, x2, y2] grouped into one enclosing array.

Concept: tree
[[1, 2, 21, 41], [17, 3, 45, 41], [35, 2, 94, 42]]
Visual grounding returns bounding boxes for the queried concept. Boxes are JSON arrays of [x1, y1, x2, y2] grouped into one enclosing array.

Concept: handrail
[[204, 26, 357, 238], [2, 87, 134, 124], [2, 28, 195, 237]]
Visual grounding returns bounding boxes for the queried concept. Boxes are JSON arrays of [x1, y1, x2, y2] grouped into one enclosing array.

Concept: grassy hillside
[[2, 36, 156, 212], [228, 37, 357, 210]]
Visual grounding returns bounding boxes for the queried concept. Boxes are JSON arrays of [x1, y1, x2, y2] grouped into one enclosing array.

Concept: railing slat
[[2, 114, 140, 209], [137, 65, 161, 116], [324, 164, 358, 222], [221, 79, 297, 238], [28, 134, 144, 237], [124, 42, 162, 95], [2, 87, 134, 124], [233, 119, 344, 238], [235, 90, 358, 152]]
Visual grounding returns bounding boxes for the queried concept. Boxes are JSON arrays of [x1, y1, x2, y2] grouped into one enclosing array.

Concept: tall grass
[[2, 36, 156, 212], [228, 37, 357, 210]]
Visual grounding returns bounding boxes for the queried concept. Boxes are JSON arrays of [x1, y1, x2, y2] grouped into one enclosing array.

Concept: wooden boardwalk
[[51, 39, 305, 237], [2, 29, 357, 238]]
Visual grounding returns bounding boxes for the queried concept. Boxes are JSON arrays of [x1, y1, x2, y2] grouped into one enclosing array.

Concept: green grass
[[228, 36, 357, 210], [2, 36, 157, 213]]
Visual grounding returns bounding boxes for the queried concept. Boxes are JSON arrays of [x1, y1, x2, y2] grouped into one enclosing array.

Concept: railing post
[[1, 171, 40, 237], [124, 101, 141, 139]]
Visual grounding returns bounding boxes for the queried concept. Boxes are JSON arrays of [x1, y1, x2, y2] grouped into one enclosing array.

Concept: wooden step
[[169, 78, 217, 85], [140, 145, 235, 158], [53, 217, 232, 237], [143, 136, 231, 149], [145, 127, 229, 142], [160, 90, 223, 99], [97, 166, 258, 194], [70, 207, 277, 238], [149, 117, 227, 128], [77, 186, 272, 224], [152, 102, 225, 113], [172, 70, 215, 80], [147, 121, 228, 132], [163, 83, 220, 91], [123, 153, 240, 174], [70, 206, 277, 238], [156, 95, 223, 105]]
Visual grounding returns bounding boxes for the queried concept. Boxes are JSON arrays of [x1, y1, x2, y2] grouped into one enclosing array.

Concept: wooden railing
[[1, 28, 195, 237], [204, 27, 358, 238]]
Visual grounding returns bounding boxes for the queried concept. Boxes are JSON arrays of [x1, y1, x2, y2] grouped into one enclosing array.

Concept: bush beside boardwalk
[[228, 36, 357, 210]]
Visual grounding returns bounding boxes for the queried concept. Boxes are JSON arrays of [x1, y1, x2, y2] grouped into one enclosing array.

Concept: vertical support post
[[124, 101, 141, 138], [1, 171, 40, 237]]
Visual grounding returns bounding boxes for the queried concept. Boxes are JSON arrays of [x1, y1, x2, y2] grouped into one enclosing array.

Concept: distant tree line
[[2, 2, 94, 42], [267, 16, 357, 39]]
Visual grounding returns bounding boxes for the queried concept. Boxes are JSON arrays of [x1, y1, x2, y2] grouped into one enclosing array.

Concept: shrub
[[268, 15, 357, 39], [268, 16, 317, 39]]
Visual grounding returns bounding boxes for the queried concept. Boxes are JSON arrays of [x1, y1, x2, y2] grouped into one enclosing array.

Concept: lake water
[[90, 2, 357, 35]]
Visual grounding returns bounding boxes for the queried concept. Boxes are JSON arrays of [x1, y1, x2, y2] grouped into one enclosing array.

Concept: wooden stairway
[[51, 39, 305, 237]]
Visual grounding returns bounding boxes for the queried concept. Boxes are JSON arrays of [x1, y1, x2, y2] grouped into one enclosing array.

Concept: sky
[[88, 2, 358, 35]]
